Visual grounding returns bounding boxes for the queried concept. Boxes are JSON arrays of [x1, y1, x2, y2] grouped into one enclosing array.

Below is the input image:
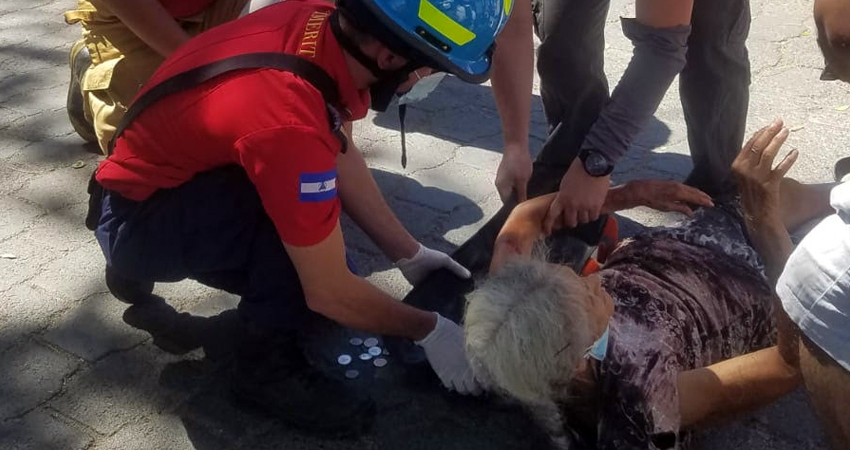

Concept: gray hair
[[463, 254, 593, 406]]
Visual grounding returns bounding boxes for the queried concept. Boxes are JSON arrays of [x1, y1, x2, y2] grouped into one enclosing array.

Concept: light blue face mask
[[584, 325, 610, 361], [397, 72, 446, 105]]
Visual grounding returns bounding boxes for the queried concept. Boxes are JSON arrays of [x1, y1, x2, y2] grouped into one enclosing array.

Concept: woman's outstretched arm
[[677, 346, 801, 428], [489, 181, 712, 271]]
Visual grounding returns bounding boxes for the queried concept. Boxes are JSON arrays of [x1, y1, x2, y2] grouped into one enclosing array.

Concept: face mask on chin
[[584, 324, 610, 362]]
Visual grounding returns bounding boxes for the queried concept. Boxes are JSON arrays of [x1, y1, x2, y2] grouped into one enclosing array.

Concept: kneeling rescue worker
[[87, 0, 511, 436]]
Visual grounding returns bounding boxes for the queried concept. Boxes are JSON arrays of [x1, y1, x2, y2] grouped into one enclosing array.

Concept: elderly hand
[[731, 120, 798, 223], [616, 180, 714, 215], [495, 144, 533, 204], [543, 159, 610, 234], [415, 313, 482, 395], [395, 243, 471, 286]]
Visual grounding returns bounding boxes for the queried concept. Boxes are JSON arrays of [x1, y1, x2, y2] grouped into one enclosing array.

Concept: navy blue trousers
[[95, 166, 313, 333]]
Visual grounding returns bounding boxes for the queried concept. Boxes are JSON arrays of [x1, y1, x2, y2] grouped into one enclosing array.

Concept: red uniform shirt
[[97, 0, 370, 247], [160, 0, 217, 18]]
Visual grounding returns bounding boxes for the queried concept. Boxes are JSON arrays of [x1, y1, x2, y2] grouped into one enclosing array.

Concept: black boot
[[231, 330, 375, 437], [67, 40, 98, 146], [105, 266, 155, 304]]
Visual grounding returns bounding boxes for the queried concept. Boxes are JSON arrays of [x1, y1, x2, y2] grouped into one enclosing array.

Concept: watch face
[[585, 152, 611, 177]]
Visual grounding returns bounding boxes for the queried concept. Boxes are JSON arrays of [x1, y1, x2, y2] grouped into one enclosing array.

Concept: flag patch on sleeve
[[299, 169, 337, 202]]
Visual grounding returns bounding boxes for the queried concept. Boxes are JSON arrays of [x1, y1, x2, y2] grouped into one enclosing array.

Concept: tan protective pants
[[64, 0, 248, 154]]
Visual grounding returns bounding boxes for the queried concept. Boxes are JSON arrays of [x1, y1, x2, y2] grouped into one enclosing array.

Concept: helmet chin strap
[[329, 11, 416, 111], [329, 11, 392, 80], [330, 10, 418, 167]]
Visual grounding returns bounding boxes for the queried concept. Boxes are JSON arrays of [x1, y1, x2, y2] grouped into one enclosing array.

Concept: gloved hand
[[395, 243, 471, 286], [415, 313, 482, 395]]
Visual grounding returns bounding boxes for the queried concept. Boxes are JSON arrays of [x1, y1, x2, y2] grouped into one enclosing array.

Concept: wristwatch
[[579, 147, 614, 177]]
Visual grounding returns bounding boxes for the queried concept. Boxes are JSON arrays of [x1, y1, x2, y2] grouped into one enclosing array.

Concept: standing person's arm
[[543, 0, 695, 232], [102, 0, 192, 57], [491, 0, 535, 203]]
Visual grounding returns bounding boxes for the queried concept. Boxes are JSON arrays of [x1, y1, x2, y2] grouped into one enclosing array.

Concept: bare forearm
[[102, 0, 191, 57], [745, 216, 802, 365], [491, 189, 625, 270], [746, 217, 794, 288], [336, 125, 418, 261], [312, 274, 437, 341], [678, 346, 802, 428], [490, 0, 534, 149]]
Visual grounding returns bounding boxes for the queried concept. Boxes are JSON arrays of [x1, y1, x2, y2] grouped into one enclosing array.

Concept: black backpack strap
[[107, 52, 342, 154]]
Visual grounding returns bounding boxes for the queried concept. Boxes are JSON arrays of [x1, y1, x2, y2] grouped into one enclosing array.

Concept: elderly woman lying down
[[464, 126, 835, 449]]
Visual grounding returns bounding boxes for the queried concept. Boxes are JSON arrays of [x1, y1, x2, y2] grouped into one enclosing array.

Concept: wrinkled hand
[[620, 180, 714, 215], [543, 159, 610, 234], [731, 119, 797, 222], [395, 243, 471, 286], [415, 313, 482, 395], [495, 145, 533, 204]]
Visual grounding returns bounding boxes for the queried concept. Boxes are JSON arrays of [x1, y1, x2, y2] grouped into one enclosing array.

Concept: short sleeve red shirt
[[96, 0, 370, 247]]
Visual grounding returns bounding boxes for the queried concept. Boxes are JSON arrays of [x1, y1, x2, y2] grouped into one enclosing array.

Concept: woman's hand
[[489, 195, 556, 272], [608, 180, 714, 215], [731, 120, 798, 225]]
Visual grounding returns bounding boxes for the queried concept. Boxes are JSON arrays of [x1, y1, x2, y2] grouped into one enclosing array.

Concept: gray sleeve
[[581, 18, 691, 164]]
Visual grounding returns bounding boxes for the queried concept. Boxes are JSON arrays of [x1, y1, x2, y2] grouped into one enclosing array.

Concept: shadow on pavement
[[340, 168, 485, 278], [119, 293, 549, 450], [369, 75, 676, 162]]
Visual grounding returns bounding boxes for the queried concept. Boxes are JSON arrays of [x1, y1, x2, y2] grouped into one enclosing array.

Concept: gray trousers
[[528, 0, 752, 197]]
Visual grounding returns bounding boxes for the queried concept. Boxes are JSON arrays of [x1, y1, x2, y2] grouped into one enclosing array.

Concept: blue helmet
[[336, 0, 513, 83]]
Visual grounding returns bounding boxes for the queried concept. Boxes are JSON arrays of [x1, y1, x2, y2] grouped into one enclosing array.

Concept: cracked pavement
[[1, 0, 848, 449]]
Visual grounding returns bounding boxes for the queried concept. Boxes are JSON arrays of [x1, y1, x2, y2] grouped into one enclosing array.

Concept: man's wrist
[[503, 140, 529, 154], [411, 311, 439, 342], [578, 147, 615, 177], [389, 237, 421, 263]]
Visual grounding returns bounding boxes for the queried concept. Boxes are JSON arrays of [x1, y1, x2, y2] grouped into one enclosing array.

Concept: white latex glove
[[415, 313, 482, 395], [395, 243, 471, 286]]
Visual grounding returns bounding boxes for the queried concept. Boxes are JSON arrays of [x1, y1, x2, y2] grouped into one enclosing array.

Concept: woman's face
[[578, 271, 615, 339]]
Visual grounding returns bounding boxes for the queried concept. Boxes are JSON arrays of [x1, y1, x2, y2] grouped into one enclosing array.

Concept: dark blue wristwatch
[[579, 147, 614, 177]]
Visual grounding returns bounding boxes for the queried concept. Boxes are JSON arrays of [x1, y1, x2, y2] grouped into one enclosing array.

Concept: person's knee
[[799, 335, 850, 448]]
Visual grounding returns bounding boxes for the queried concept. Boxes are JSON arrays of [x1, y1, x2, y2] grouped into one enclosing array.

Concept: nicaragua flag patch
[[299, 169, 337, 202]]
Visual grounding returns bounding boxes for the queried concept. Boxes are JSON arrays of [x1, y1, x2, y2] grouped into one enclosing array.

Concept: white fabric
[[778, 182, 850, 372], [395, 243, 471, 286], [415, 313, 482, 395]]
